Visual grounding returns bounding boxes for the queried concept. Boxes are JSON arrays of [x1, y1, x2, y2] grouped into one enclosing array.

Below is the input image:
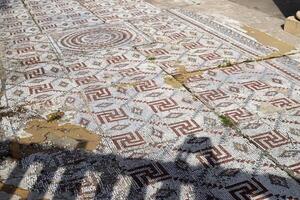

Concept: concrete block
[[284, 16, 300, 37]]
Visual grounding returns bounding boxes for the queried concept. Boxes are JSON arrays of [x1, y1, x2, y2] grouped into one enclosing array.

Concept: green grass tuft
[[147, 57, 156, 61], [219, 115, 235, 127]]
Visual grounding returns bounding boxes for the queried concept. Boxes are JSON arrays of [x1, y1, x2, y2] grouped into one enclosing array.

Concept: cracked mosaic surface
[[0, 0, 299, 199]]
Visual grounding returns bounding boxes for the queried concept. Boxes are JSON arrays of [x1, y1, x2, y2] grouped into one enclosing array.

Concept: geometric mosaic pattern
[[0, 0, 299, 199]]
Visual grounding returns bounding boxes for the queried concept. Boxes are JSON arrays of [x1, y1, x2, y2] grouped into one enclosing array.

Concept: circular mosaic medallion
[[59, 27, 135, 51]]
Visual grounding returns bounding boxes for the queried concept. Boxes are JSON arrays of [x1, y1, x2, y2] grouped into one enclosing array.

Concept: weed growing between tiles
[[218, 115, 235, 127]]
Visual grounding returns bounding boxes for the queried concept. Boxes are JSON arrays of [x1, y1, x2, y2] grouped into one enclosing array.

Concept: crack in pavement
[[135, 42, 300, 184], [0, 44, 6, 107], [2, 0, 299, 190], [20, 0, 43, 33]]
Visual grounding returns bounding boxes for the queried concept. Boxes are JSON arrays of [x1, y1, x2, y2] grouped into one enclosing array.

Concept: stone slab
[[284, 16, 300, 37]]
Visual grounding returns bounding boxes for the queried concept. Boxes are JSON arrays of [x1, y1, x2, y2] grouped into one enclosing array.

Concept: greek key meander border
[[170, 9, 272, 56], [169, 9, 300, 83]]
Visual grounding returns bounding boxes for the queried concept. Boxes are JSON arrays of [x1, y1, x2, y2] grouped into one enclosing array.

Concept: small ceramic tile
[[0, 0, 299, 199]]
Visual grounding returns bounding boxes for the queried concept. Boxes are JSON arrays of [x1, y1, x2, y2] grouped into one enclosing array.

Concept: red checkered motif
[[29, 83, 54, 94], [225, 178, 273, 200], [134, 80, 158, 92], [111, 132, 146, 150], [85, 88, 111, 102], [288, 162, 300, 174], [119, 68, 142, 77], [127, 163, 171, 187], [96, 108, 129, 124], [251, 131, 289, 150], [242, 81, 270, 91], [66, 63, 87, 72], [148, 98, 178, 113], [197, 89, 229, 103], [196, 145, 234, 167], [199, 52, 221, 61], [182, 42, 204, 50], [25, 68, 45, 79], [224, 108, 253, 123], [75, 76, 99, 86], [16, 46, 35, 54], [169, 120, 202, 136], [221, 65, 242, 75], [144, 48, 169, 56], [106, 55, 128, 64], [269, 98, 300, 110], [21, 56, 41, 65]]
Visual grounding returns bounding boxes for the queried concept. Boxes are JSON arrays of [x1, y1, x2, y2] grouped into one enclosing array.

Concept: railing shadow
[[0, 0, 9, 12], [0, 136, 299, 199]]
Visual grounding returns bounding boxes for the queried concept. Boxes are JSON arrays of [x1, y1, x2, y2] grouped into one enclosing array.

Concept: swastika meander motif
[[1, 0, 300, 199]]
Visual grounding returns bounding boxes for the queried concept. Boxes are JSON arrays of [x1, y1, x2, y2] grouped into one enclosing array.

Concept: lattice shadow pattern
[[0, 137, 299, 200]]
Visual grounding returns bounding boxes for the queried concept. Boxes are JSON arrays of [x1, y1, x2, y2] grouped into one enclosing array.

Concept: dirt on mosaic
[[0, 0, 300, 199]]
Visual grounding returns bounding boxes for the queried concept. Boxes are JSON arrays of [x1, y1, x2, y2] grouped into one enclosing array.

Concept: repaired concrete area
[[148, 0, 300, 49], [285, 16, 300, 37], [0, 0, 300, 199]]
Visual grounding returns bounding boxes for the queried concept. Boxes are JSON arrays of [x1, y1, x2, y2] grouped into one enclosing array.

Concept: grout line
[[136, 45, 300, 184], [20, 0, 43, 33], [0, 44, 6, 106], [173, 50, 300, 77], [3, 0, 300, 187]]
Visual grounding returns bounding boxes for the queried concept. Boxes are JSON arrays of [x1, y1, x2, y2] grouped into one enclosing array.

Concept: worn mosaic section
[[183, 60, 300, 176], [0, 0, 299, 199]]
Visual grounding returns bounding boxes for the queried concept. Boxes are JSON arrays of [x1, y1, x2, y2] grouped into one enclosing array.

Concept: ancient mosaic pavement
[[0, 0, 300, 199]]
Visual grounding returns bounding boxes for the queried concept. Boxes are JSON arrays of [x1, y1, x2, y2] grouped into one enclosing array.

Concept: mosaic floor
[[0, 0, 300, 199]]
